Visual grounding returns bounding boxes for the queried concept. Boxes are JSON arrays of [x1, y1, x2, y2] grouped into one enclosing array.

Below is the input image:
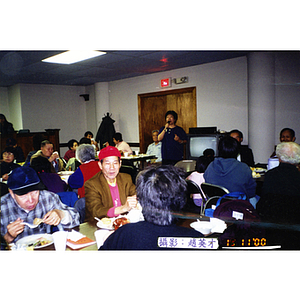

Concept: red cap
[[98, 146, 121, 161]]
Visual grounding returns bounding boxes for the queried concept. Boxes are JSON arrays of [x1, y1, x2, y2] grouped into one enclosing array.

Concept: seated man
[[63, 139, 79, 162], [84, 146, 137, 223], [204, 136, 257, 204], [1, 167, 80, 244], [30, 140, 65, 172], [146, 130, 162, 163], [112, 132, 133, 155], [68, 144, 101, 199], [100, 165, 204, 250], [229, 129, 255, 167], [271, 128, 296, 157]]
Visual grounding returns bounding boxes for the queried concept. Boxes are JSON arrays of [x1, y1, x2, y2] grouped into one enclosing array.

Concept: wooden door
[[138, 87, 197, 154]]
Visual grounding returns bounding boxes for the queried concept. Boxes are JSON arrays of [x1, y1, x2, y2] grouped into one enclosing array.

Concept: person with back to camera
[[68, 144, 101, 199], [270, 128, 296, 157], [158, 110, 187, 165], [187, 155, 213, 207], [84, 131, 99, 152], [257, 142, 300, 249], [0, 114, 14, 135], [229, 129, 255, 167], [84, 146, 137, 224], [204, 135, 257, 207], [30, 155, 68, 193], [100, 164, 204, 250]]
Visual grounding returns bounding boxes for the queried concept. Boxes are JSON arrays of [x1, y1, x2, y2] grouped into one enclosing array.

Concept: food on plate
[[27, 237, 52, 249], [113, 217, 130, 230], [33, 218, 43, 225], [101, 217, 112, 226]]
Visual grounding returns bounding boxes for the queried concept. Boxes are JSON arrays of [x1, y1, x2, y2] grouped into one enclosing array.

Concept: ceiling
[[0, 50, 249, 87]]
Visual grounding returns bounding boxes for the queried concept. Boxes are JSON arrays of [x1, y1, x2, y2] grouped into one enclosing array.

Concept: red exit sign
[[160, 78, 171, 88]]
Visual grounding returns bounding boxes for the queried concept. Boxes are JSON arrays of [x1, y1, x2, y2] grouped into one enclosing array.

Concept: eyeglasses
[[3, 152, 14, 156]]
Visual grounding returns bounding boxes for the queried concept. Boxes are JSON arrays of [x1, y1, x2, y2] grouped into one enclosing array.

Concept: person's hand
[[114, 195, 137, 215], [43, 209, 64, 226], [125, 195, 137, 211], [2, 173, 9, 181], [49, 151, 59, 162], [164, 122, 170, 130], [174, 134, 180, 142], [5, 218, 25, 243]]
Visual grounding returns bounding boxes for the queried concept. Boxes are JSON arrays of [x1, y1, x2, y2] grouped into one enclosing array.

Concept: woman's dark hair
[[164, 110, 178, 123], [136, 165, 187, 226], [1, 146, 16, 159], [67, 139, 78, 150], [218, 136, 239, 159], [196, 156, 212, 173], [84, 131, 93, 138], [30, 156, 52, 173], [113, 132, 123, 142], [79, 137, 91, 145]]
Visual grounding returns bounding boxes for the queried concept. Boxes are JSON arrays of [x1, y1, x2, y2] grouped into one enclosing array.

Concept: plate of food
[[96, 217, 115, 230], [16, 233, 53, 250]]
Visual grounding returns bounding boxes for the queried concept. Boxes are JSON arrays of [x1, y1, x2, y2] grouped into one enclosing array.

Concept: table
[[121, 154, 156, 170]]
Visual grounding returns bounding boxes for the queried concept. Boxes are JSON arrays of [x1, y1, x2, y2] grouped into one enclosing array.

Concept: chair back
[[201, 182, 230, 215], [175, 160, 196, 173]]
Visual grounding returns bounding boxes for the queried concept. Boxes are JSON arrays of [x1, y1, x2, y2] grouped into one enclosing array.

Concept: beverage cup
[[52, 231, 68, 251], [124, 152, 129, 157], [94, 230, 113, 249], [128, 208, 141, 223]]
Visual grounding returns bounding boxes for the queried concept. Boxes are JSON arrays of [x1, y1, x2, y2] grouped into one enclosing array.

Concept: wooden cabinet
[[1, 129, 60, 160]]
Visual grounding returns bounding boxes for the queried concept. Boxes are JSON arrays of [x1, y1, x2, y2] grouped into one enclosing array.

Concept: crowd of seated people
[[1, 122, 300, 250]]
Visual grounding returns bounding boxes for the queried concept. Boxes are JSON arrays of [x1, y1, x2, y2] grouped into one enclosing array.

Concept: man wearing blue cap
[[1, 167, 80, 244]]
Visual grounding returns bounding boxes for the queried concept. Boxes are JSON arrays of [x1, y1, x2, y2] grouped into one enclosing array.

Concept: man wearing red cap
[[84, 146, 137, 223]]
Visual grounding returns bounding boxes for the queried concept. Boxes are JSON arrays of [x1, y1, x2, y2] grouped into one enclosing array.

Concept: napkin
[[66, 230, 96, 250]]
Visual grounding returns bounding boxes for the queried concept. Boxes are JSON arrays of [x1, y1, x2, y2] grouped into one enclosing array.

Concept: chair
[[201, 182, 229, 215], [74, 197, 86, 223], [174, 160, 196, 174], [183, 180, 206, 214]]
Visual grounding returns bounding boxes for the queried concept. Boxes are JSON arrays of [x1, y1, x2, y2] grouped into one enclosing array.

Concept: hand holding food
[[42, 209, 64, 226]]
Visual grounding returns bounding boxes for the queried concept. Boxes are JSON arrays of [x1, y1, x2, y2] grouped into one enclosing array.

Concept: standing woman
[[158, 110, 187, 165]]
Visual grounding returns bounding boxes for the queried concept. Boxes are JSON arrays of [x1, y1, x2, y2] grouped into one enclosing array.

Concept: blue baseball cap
[[7, 167, 45, 195]]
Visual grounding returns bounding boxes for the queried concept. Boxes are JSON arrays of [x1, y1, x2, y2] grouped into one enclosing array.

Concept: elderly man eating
[[1, 167, 80, 244], [84, 146, 136, 223]]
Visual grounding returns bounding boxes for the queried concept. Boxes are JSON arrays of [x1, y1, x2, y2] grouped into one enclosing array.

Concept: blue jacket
[[204, 157, 256, 198]]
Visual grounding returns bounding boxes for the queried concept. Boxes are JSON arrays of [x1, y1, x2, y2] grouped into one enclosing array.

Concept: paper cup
[[52, 231, 68, 251], [127, 209, 141, 223], [94, 230, 113, 249], [124, 152, 129, 157]]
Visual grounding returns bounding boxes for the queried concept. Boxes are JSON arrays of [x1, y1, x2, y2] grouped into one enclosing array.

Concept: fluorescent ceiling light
[[42, 50, 106, 64]]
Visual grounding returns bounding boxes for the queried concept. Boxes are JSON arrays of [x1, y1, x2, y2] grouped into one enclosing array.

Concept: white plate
[[58, 171, 74, 175], [96, 218, 115, 230], [16, 233, 53, 249]]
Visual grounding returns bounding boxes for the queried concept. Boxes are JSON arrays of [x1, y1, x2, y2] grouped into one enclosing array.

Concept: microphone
[[167, 121, 171, 124]]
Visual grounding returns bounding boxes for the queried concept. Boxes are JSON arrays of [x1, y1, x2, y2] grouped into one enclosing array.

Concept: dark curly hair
[[136, 165, 187, 226]]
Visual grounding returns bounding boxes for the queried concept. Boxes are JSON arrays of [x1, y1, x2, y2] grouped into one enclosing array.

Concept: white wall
[[0, 87, 10, 119], [18, 83, 86, 144], [108, 56, 249, 143]]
